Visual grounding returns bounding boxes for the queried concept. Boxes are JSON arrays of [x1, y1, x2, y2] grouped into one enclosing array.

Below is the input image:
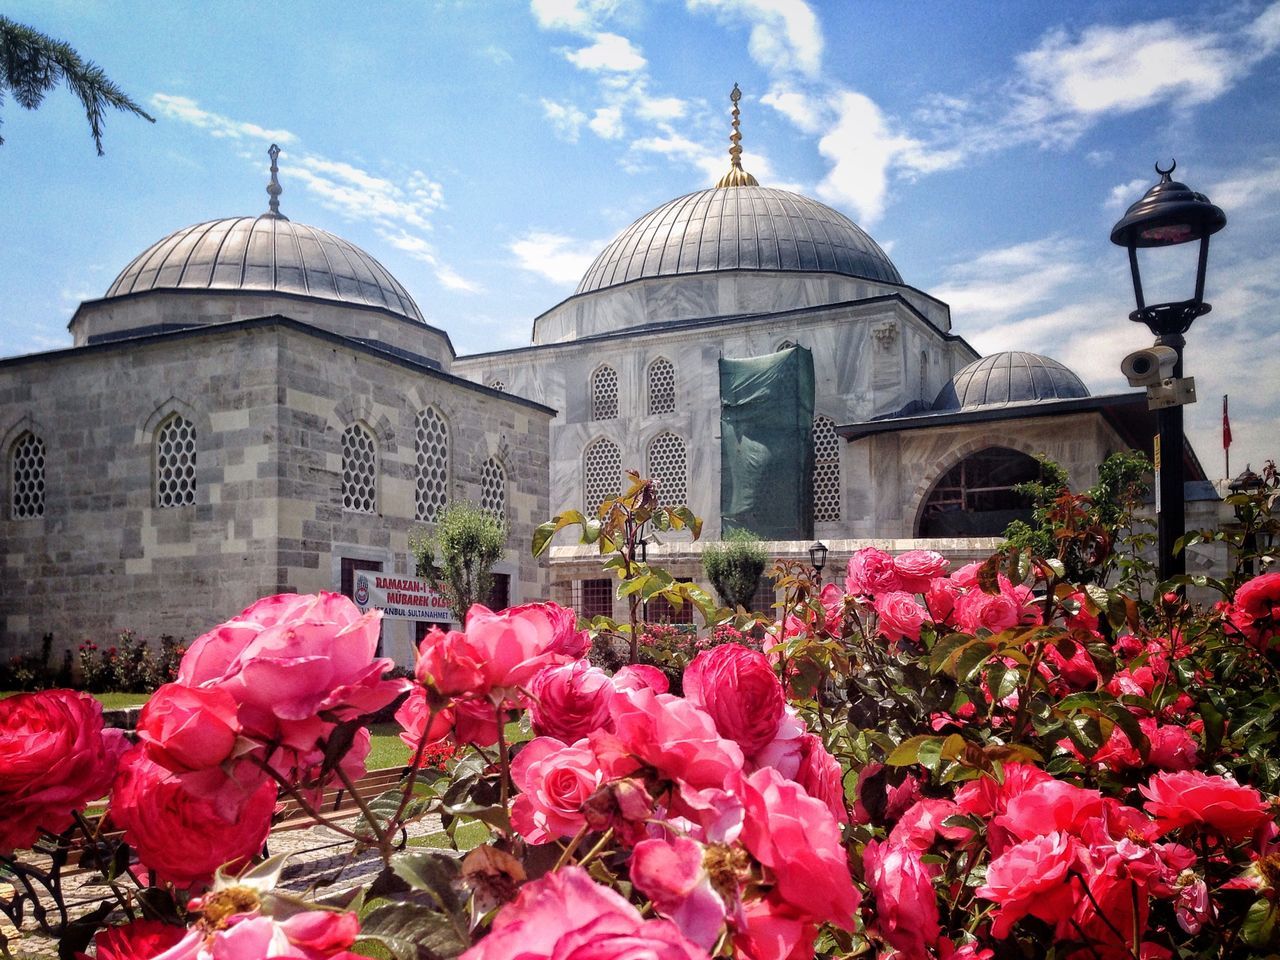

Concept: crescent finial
[[1155, 158, 1177, 180]]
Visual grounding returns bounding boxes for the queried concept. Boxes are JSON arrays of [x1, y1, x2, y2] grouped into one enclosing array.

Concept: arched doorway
[[917, 447, 1041, 537]]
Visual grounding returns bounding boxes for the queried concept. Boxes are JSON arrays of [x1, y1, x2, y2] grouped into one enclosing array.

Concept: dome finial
[[715, 82, 759, 189], [265, 143, 288, 220]]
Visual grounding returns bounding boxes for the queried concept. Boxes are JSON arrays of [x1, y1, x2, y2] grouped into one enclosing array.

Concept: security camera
[[1121, 346, 1178, 387]]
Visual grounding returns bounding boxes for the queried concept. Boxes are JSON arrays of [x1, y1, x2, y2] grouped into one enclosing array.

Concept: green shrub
[[702, 529, 768, 610], [411, 502, 507, 622]]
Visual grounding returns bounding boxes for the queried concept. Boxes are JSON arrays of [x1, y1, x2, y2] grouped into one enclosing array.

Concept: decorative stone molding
[[872, 322, 898, 350]]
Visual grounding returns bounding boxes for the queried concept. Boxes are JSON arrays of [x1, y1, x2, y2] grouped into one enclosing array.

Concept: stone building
[[0, 158, 552, 663], [1, 94, 1215, 656]]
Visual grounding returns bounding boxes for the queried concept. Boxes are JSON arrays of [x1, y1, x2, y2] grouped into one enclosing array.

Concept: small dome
[[575, 186, 902, 295], [934, 352, 1089, 410], [105, 216, 424, 323]]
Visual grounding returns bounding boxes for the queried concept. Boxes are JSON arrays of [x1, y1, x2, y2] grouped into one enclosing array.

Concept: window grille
[[579, 578, 613, 620], [10, 432, 45, 519], [155, 415, 196, 508], [647, 432, 687, 508], [480, 457, 506, 520], [489, 380, 506, 392], [591, 365, 618, 420], [583, 438, 622, 515], [647, 358, 675, 415], [342, 423, 378, 514], [415, 408, 449, 522], [813, 415, 841, 523], [646, 578, 694, 625], [750, 575, 777, 615]]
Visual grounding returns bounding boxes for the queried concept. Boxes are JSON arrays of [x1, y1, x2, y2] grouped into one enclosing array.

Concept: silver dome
[[934, 352, 1089, 410], [575, 186, 902, 295], [105, 216, 424, 323]]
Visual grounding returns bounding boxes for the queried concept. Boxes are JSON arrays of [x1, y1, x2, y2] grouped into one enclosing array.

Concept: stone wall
[[0, 317, 551, 665]]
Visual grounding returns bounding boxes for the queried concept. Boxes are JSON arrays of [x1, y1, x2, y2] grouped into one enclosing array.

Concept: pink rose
[[205, 911, 361, 960], [538, 600, 592, 658], [108, 747, 275, 888], [463, 603, 582, 695], [993, 779, 1104, 848], [953, 763, 1052, 820], [613, 664, 670, 694], [872, 592, 928, 644], [529, 661, 614, 743], [793, 734, 848, 825], [394, 686, 455, 761], [924, 577, 962, 626], [1234, 572, 1280, 620], [631, 837, 730, 950], [683, 644, 785, 758], [953, 586, 1039, 634], [178, 593, 405, 742], [136, 683, 240, 773], [607, 687, 744, 791], [844, 548, 900, 597], [736, 897, 815, 960], [86, 920, 187, 960], [460, 866, 707, 960], [1140, 770, 1271, 841], [891, 550, 948, 592], [738, 767, 860, 928], [863, 840, 940, 957], [416, 627, 488, 696], [975, 831, 1080, 938], [0, 689, 127, 854], [511, 737, 603, 843]]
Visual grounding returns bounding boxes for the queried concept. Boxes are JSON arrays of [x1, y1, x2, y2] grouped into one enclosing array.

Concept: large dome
[[575, 186, 902, 296], [105, 216, 424, 323], [934, 352, 1089, 411]]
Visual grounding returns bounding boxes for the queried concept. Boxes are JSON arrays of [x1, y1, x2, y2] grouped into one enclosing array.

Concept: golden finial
[[716, 82, 759, 189]]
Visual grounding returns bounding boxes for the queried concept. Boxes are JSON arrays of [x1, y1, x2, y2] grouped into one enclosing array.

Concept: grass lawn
[[0, 690, 151, 708], [367, 722, 412, 769]]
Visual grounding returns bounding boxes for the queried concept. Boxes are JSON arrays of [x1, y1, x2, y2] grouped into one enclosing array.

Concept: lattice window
[[578, 578, 613, 620], [583, 437, 622, 515], [647, 358, 675, 415], [415, 408, 449, 522], [591, 365, 618, 420], [777, 339, 797, 351], [155, 415, 196, 508], [489, 380, 506, 392], [750, 575, 777, 615], [647, 432, 687, 508], [480, 457, 506, 520], [813, 415, 841, 523], [342, 423, 378, 514], [10, 432, 45, 520]]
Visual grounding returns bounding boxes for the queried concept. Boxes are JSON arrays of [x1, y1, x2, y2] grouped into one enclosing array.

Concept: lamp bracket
[[1145, 376, 1197, 410], [1129, 299, 1211, 337]]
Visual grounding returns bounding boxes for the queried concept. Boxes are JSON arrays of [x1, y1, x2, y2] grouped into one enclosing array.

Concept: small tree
[[411, 503, 506, 622], [702, 529, 767, 610]]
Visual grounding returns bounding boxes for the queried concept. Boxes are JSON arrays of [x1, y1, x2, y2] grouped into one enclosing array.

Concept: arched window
[[647, 358, 675, 415], [481, 457, 506, 520], [155, 414, 196, 508], [591, 365, 618, 420], [583, 437, 622, 514], [647, 432, 687, 508], [489, 380, 506, 392], [341, 423, 378, 514], [10, 431, 45, 520], [813, 416, 841, 523], [917, 447, 1040, 537], [415, 407, 449, 522]]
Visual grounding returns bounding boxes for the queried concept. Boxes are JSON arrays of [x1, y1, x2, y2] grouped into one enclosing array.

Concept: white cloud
[[150, 94, 297, 144], [761, 87, 824, 134], [813, 91, 961, 226], [589, 105, 625, 139], [932, 237, 1086, 331], [530, 0, 621, 33], [686, 0, 823, 77], [480, 44, 514, 65], [1105, 178, 1149, 211], [565, 32, 647, 72], [635, 94, 687, 121], [1209, 158, 1280, 213], [510, 231, 601, 285], [289, 156, 443, 232], [541, 99, 588, 141], [378, 230, 481, 294]]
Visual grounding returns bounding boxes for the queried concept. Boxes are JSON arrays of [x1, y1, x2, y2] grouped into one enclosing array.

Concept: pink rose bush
[[10, 515, 1280, 960]]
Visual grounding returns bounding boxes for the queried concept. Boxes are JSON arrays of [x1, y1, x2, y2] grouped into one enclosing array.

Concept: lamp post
[[1110, 160, 1226, 581], [1229, 465, 1265, 577], [808, 541, 829, 584]]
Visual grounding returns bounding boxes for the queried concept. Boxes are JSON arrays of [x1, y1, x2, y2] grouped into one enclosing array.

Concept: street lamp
[[1229, 465, 1266, 577], [1111, 160, 1227, 581], [808, 541, 829, 584]]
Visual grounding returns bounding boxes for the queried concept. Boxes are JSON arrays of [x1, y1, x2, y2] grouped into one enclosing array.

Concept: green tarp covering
[[719, 346, 815, 540]]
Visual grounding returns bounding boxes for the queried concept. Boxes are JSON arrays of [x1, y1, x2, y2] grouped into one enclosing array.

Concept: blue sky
[[3, 0, 1278, 478]]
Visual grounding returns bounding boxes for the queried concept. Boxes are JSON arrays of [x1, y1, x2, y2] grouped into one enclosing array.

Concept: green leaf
[[1243, 897, 1279, 947], [1199, 699, 1225, 755], [358, 902, 470, 960], [885, 735, 939, 767], [390, 851, 463, 913]]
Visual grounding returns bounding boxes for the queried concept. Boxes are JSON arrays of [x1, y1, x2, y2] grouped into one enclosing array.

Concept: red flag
[[1223, 394, 1232, 449]]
